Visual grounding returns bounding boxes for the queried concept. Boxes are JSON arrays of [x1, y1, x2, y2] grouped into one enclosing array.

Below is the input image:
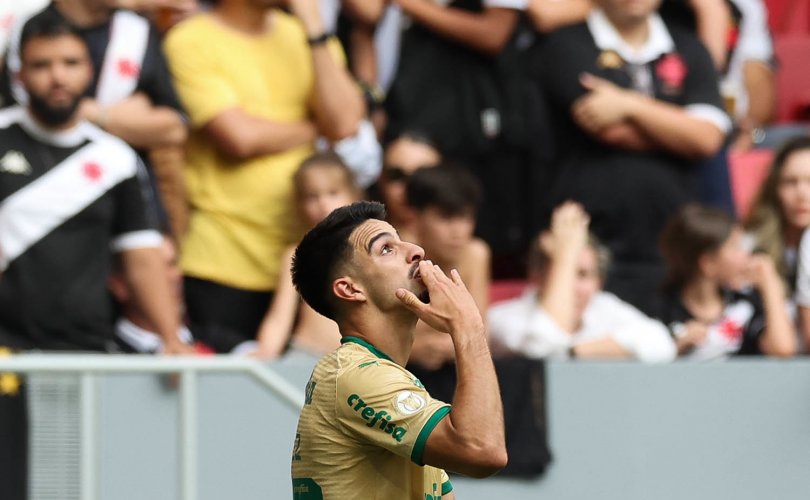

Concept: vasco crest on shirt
[[656, 53, 688, 96], [596, 50, 624, 70]]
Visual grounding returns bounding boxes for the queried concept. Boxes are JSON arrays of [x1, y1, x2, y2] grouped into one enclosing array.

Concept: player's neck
[[341, 312, 416, 366], [54, 0, 112, 28]]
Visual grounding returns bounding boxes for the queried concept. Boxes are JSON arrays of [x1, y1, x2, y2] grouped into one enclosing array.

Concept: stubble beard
[[27, 90, 82, 128]]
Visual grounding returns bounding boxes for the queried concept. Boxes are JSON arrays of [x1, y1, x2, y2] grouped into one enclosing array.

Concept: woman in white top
[[489, 202, 676, 363]]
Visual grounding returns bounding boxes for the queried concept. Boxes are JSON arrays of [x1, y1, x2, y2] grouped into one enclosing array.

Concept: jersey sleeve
[[138, 26, 187, 116], [163, 25, 241, 128], [733, 0, 773, 64], [677, 35, 732, 133], [335, 361, 451, 466], [440, 469, 453, 495], [483, 0, 528, 9], [110, 157, 162, 252]]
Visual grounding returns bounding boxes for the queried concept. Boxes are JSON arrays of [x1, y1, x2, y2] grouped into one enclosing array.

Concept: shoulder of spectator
[[667, 24, 716, 62], [488, 289, 537, 321], [83, 121, 136, 155], [162, 13, 210, 58], [590, 291, 657, 323], [537, 20, 589, 48], [464, 238, 492, 265], [528, 21, 590, 77]]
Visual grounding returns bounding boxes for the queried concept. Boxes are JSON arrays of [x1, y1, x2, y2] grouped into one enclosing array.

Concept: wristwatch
[[307, 31, 334, 46]]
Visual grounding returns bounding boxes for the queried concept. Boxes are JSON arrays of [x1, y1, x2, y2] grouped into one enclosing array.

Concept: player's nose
[[405, 242, 424, 263]]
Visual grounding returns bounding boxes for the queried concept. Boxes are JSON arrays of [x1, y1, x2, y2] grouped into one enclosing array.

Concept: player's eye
[[381, 244, 393, 255]]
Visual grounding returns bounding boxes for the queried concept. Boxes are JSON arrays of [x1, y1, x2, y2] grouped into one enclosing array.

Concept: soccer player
[[290, 201, 507, 499]]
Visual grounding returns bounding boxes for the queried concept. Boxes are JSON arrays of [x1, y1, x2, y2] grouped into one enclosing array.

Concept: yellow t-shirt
[[292, 337, 453, 499], [163, 12, 343, 290]]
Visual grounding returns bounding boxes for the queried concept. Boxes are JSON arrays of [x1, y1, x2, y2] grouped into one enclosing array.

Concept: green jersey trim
[[341, 336, 394, 362], [410, 405, 451, 465], [442, 479, 454, 495]]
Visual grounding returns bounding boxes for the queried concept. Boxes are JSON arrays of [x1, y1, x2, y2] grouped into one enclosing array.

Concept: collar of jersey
[[19, 107, 91, 148], [341, 336, 393, 362], [587, 8, 674, 65]]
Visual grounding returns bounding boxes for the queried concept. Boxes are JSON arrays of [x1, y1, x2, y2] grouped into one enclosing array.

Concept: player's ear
[[333, 276, 366, 303]]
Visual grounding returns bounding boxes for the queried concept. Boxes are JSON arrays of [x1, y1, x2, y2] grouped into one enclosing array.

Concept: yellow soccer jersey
[[292, 337, 453, 499]]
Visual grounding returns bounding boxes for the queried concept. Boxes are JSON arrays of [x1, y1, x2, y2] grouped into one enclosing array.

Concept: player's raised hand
[[396, 260, 485, 336]]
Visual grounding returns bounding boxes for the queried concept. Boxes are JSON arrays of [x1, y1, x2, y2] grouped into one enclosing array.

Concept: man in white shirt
[[489, 202, 676, 363]]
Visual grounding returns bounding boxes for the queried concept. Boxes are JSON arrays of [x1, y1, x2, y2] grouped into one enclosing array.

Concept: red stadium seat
[[728, 149, 775, 219], [765, 0, 810, 34], [774, 34, 810, 122], [489, 279, 529, 304]]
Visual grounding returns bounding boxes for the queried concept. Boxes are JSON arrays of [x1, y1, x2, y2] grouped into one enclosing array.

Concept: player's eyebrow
[[367, 232, 394, 254]]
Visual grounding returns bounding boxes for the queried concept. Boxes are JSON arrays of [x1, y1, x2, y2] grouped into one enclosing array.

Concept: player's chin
[[407, 281, 430, 304]]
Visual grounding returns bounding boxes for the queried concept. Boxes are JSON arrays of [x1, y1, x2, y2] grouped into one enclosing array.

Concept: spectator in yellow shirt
[[163, 0, 364, 352]]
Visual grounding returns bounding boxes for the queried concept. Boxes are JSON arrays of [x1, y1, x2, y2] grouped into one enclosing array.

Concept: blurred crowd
[[2, 0, 810, 495], [0, 0, 808, 365]]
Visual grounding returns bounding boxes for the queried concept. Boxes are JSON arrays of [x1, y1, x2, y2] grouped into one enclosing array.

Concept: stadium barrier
[[1, 355, 809, 500], [0, 355, 302, 500]]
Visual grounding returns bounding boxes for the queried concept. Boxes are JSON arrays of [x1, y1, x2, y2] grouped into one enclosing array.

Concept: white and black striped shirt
[[0, 106, 161, 351]]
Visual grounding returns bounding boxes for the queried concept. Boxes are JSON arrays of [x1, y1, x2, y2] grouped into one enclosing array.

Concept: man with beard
[[290, 201, 506, 498], [0, 11, 192, 499], [0, 10, 193, 352], [3, 1, 190, 236]]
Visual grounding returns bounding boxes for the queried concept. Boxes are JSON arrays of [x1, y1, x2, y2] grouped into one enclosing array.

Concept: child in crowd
[[252, 152, 361, 360], [488, 202, 675, 363], [404, 166, 491, 369], [376, 131, 441, 241], [659, 204, 796, 359]]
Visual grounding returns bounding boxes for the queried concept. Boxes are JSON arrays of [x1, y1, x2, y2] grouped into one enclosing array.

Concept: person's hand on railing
[[161, 339, 197, 356]]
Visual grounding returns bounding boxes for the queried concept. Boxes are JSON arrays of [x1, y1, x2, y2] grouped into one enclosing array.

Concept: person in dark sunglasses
[[378, 131, 441, 240]]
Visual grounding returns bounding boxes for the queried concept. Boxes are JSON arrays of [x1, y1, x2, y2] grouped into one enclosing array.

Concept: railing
[[0, 355, 305, 500], [5, 356, 810, 500]]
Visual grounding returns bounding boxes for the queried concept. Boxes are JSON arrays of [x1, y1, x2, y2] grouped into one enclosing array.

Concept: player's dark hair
[[406, 165, 482, 216], [292, 201, 387, 321], [20, 8, 86, 58]]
